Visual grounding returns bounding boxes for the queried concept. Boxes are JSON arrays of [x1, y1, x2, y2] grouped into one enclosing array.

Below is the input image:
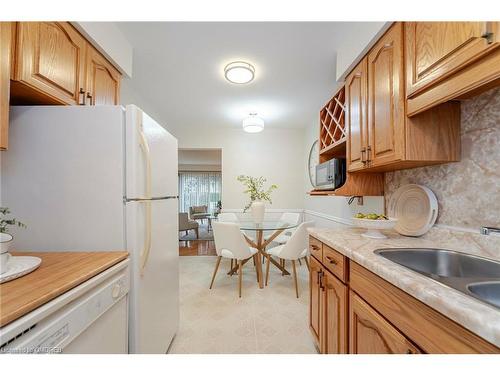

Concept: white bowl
[[352, 217, 398, 239]]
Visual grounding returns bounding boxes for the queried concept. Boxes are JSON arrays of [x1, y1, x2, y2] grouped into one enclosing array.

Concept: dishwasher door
[[63, 297, 128, 354]]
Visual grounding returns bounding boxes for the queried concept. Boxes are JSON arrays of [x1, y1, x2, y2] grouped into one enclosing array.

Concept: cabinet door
[[309, 256, 322, 347], [367, 22, 405, 168], [0, 22, 12, 150], [321, 270, 348, 354], [15, 22, 86, 105], [346, 57, 368, 172], [349, 291, 420, 354], [85, 46, 121, 105], [405, 22, 494, 97]]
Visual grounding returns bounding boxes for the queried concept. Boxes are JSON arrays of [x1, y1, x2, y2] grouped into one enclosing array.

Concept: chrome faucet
[[480, 226, 500, 235]]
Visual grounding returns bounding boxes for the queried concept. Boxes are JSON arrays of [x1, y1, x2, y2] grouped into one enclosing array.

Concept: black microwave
[[315, 158, 346, 190]]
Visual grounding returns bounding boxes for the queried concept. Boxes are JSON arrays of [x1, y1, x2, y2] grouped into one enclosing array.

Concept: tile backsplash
[[385, 87, 500, 232]]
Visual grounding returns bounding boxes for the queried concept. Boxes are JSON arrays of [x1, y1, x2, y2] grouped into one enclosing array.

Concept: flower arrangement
[[0, 207, 26, 234], [237, 175, 278, 212]]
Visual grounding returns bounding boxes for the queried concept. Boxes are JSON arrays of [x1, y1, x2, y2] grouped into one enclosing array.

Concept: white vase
[[251, 201, 265, 223], [0, 233, 13, 255]]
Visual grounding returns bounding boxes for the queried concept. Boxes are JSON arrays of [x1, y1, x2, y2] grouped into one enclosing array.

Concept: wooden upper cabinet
[[406, 22, 493, 98], [367, 22, 405, 168], [321, 270, 348, 354], [0, 22, 12, 150], [309, 256, 322, 347], [85, 46, 121, 105], [349, 291, 421, 354], [14, 22, 86, 105], [346, 57, 368, 172]]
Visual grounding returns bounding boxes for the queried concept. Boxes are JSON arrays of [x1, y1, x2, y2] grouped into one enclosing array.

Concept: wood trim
[[350, 261, 500, 353]]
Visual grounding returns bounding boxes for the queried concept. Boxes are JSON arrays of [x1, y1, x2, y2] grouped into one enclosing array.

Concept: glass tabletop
[[237, 220, 298, 231]]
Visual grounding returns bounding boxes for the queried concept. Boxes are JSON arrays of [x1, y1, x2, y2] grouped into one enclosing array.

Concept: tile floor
[[169, 256, 318, 354]]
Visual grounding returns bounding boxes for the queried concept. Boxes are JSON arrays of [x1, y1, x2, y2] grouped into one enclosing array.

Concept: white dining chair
[[266, 212, 301, 245], [265, 221, 315, 298], [210, 221, 258, 298], [217, 212, 239, 222]]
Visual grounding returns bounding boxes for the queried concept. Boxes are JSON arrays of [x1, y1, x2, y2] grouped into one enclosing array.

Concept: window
[[178, 172, 222, 214]]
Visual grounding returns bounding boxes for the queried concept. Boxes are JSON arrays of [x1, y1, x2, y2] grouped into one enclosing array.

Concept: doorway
[[178, 148, 222, 255]]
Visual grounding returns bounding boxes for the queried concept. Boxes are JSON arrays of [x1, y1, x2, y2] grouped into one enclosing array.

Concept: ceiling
[[117, 22, 353, 130]]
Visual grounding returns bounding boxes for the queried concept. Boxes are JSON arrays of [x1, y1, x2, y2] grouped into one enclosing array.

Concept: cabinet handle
[[361, 147, 367, 163], [79, 88, 86, 105], [325, 256, 337, 265], [406, 349, 413, 354], [311, 244, 320, 251], [366, 145, 372, 162], [86, 92, 93, 105], [481, 32, 494, 44], [317, 270, 323, 285]]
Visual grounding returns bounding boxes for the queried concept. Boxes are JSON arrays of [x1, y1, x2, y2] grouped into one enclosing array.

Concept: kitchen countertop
[[0, 251, 129, 328], [307, 226, 500, 347]]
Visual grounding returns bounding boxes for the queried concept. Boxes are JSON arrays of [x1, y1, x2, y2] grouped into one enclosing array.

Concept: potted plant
[[214, 200, 222, 218], [237, 175, 277, 223], [1, 207, 26, 274]]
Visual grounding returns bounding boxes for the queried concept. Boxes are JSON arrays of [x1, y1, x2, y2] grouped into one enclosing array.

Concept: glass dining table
[[225, 218, 298, 289]]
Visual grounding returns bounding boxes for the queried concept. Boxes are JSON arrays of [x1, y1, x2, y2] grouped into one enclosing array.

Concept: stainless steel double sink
[[374, 248, 500, 309]]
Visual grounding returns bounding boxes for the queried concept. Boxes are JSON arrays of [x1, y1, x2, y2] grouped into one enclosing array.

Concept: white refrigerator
[[1, 105, 179, 354]]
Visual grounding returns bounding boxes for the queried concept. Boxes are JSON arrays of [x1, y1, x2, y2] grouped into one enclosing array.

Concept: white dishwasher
[[0, 259, 130, 354]]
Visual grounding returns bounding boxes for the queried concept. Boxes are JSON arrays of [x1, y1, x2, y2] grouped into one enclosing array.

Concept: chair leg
[[298, 258, 302, 266], [304, 256, 310, 272], [265, 255, 271, 286], [209, 256, 222, 289], [238, 260, 243, 298], [254, 255, 259, 283], [282, 259, 286, 276], [292, 260, 299, 298], [195, 228, 199, 239]]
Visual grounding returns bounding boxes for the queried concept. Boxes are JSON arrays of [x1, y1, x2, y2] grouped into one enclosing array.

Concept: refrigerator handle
[[138, 121, 152, 277]]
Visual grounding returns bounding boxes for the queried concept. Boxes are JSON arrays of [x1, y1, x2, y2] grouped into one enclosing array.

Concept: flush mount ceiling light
[[224, 61, 255, 84], [242, 113, 264, 133]]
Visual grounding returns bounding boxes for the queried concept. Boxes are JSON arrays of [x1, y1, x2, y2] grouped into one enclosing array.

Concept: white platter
[[0, 256, 42, 284], [352, 217, 398, 239], [388, 184, 438, 237]]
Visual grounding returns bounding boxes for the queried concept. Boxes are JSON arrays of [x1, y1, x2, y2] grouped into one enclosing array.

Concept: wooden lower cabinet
[[349, 291, 420, 354], [309, 254, 348, 354], [309, 236, 500, 354], [309, 256, 322, 346], [321, 269, 348, 354]]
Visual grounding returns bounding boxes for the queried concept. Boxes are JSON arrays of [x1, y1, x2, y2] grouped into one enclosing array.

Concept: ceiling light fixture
[[224, 61, 255, 84], [242, 113, 264, 133]]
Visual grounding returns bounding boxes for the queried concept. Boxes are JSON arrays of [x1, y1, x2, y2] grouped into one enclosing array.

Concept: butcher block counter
[[0, 251, 129, 328]]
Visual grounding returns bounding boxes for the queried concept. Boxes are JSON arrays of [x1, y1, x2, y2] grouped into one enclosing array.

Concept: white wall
[[172, 126, 305, 211], [335, 22, 391, 81], [73, 22, 133, 77], [303, 116, 384, 228]]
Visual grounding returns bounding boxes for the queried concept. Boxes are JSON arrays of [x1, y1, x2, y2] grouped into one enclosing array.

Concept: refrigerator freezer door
[[2, 106, 126, 251], [126, 198, 179, 354], [125, 105, 178, 200]]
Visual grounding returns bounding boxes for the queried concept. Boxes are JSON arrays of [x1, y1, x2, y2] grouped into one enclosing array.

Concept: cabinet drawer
[[309, 236, 322, 260], [322, 244, 348, 283]]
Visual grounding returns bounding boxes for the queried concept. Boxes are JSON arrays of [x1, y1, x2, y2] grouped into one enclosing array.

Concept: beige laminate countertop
[[307, 226, 500, 347], [0, 251, 129, 328]]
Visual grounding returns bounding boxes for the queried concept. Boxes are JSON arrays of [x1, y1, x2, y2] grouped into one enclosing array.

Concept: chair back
[[279, 212, 301, 225], [178, 212, 189, 229], [217, 212, 239, 223], [190, 205, 208, 215], [278, 221, 315, 260], [212, 222, 252, 260]]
